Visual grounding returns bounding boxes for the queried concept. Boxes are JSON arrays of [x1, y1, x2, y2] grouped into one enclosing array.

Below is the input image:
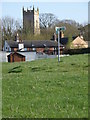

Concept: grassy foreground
[[2, 54, 88, 118]]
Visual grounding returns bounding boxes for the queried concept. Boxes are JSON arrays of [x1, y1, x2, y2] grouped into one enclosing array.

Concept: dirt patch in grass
[[8, 66, 22, 73]]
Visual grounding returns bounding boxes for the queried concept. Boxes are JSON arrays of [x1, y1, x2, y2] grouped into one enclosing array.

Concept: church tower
[[23, 6, 40, 35]]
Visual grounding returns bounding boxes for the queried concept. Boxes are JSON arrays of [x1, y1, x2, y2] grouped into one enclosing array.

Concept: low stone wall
[[1, 51, 37, 62], [36, 53, 57, 59], [18, 52, 36, 61]]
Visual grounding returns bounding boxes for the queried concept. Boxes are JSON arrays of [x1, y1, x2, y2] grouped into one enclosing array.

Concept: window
[[33, 48, 36, 51]]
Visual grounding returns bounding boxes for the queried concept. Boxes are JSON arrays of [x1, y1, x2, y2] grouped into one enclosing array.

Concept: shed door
[[8, 56, 10, 62], [12, 56, 14, 62]]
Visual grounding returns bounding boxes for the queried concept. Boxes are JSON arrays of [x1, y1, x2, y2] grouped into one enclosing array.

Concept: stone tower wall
[[34, 10, 40, 34], [23, 7, 40, 35]]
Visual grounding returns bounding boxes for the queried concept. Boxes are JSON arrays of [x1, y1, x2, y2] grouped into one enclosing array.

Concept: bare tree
[[39, 13, 59, 28], [1, 16, 21, 40], [61, 19, 81, 28]]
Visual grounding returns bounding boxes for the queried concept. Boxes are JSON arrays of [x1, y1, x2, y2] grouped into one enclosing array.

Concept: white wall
[[18, 52, 36, 61], [18, 43, 24, 51]]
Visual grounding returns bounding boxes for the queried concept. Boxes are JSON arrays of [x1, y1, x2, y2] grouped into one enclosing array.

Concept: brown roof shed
[[7, 52, 25, 62]]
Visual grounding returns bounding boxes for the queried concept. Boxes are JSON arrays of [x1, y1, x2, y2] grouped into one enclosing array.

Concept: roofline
[[7, 52, 26, 57]]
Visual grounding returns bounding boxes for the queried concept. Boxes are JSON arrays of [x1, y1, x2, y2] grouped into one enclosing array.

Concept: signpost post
[[55, 26, 66, 62], [58, 30, 60, 62]]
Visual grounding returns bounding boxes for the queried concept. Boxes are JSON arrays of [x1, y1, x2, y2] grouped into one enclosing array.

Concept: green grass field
[[2, 54, 88, 118]]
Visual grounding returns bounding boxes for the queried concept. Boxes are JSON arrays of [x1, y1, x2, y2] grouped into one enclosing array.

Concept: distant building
[[51, 32, 77, 48], [3, 37, 64, 62], [3, 33, 64, 62], [52, 34, 88, 49], [3, 39, 60, 53], [7, 52, 25, 62], [70, 36, 88, 49], [23, 6, 40, 35]]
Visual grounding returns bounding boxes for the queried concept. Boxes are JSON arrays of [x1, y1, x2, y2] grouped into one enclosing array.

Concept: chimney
[[16, 33, 24, 51], [61, 31, 64, 38], [16, 33, 19, 42], [80, 35, 83, 39], [54, 33, 57, 41]]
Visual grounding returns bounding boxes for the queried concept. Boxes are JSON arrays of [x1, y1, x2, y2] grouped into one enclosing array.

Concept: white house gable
[[3, 41, 11, 51]]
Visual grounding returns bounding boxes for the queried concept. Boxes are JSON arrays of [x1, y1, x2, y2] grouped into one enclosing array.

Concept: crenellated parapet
[[23, 6, 39, 14]]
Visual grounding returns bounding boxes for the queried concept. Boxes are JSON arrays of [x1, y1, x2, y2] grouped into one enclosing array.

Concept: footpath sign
[[55, 26, 66, 34], [55, 26, 66, 62]]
